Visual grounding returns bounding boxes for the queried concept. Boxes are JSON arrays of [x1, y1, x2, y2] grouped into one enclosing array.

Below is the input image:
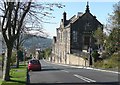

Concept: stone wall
[[66, 54, 89, 66], [52, 53, 89, 67]]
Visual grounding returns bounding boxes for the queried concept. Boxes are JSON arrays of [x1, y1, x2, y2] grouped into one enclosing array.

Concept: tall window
[[84, 36, 90, 45], [72, 31, 77, 42]]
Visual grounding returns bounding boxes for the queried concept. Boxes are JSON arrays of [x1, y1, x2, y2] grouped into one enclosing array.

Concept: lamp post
[[89, 45, 92, 67], [89, 31, 93, 67]]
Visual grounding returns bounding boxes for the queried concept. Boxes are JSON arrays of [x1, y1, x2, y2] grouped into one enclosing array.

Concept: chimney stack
[[63, 12, 67, 24]]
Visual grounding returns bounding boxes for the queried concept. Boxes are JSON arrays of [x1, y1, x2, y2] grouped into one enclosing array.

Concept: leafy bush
[[92, 50, 100, 62], [101, 52, 110, 59], [94, 52, 119, 70]]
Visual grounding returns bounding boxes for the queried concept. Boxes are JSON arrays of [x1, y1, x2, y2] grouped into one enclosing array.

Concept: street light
[[89, 45, 92, 67], [89, 31, 93, 67]]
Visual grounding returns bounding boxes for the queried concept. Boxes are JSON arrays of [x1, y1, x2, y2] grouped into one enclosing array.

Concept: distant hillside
[[0, 33, 53, 53], [23, 37, 53, 50]]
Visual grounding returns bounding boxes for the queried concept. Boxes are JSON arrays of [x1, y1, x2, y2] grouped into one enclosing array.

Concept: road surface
[[27, 60, 119, 85]]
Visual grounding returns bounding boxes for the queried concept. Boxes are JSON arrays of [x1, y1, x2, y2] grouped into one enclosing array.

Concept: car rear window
[[30, 60, 40, 64]]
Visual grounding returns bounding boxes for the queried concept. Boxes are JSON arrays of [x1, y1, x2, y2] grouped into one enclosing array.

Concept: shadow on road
[[27, 82, 120, 85]]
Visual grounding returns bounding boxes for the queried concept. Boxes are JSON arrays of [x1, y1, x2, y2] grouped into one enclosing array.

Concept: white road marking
[[74, 74, 96, 82], [61, 70, 69, 73], [56, 81, 63, 83]]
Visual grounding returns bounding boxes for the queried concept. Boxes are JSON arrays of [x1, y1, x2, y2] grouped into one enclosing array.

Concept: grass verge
[[0, 63, 27, 85]]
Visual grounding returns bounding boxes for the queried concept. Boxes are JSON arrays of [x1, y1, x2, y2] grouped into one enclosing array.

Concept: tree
[[93, 27, 106, 51], [111, 2, 120, 27], [107, 2, 120, 31], [15, 30, 47, 68], [106, 2, 120, 54], [0, 1, 64, 81], [43, 48, 51, 59], [106, 28, 120, 54], [92, 50, 100, 62], [14, 2, 65, 68], [0, 1, 32, 81]]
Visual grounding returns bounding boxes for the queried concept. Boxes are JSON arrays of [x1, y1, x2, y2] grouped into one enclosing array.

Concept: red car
[[28, 59, 41, 71]]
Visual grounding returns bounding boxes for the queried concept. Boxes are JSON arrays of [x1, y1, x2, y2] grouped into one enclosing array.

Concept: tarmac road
[[27, 60, 119, 85]]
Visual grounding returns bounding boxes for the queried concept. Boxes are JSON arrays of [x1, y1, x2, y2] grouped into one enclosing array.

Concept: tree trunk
[[16, 44, 19, 68], [16, 55, 19, 68], [16, 36, 20, 68], [2, 48, 12, 81]]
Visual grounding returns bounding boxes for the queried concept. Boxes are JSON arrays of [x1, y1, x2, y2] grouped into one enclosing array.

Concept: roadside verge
[[0, 63, 27, 85]]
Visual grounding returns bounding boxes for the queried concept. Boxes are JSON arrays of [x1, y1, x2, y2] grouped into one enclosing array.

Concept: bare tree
[[15, 27, 47, 68], [14, 2, 64, 68], [0, 1, 32, 81], [0, 0, 64, 81]]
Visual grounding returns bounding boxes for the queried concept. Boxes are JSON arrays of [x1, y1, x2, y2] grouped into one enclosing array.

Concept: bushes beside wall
[[94, 52, 119, 70]]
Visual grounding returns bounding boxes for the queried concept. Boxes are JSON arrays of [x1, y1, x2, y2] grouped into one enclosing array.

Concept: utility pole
[[89, 32, 93, 67], [89, 46, 92, 67]]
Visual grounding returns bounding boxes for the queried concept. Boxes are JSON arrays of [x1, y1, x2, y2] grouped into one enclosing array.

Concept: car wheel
[[28, 69, 30, 71], [39, 68, 41, 71]]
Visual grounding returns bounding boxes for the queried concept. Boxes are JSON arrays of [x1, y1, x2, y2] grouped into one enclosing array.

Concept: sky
[[41, 1, 118, 38], [0, 1, 118, 38]]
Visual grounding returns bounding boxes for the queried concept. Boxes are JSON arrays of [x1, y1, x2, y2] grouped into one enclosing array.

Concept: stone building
[[52, 3, 103, 64]]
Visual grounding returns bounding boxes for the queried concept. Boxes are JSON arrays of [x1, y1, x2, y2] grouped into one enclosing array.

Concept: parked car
[[28, 59, 41, 71]]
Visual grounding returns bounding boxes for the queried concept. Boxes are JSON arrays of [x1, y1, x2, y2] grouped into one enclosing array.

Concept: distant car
[[28, 59, 41, 71]]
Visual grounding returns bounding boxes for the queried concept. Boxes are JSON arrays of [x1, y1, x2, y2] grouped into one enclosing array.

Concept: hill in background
[[0, 33, 53, 53], [23, 37, 53, 50]]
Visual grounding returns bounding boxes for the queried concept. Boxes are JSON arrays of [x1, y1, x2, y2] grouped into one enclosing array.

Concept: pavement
[[46, 60, 120, 74]]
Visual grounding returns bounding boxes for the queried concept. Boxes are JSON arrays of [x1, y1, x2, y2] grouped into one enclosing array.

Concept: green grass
[[0, 79, 2, 85], [0, 64, 27, 85], [94, 53, 119, 71], [0, 55, 2, 62]]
